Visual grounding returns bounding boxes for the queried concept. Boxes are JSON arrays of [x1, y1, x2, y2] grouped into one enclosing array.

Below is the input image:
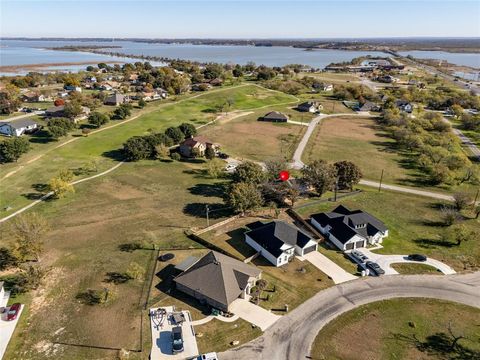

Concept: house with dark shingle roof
[[173, 251, 261, 312], [260, 111, 289, 122], [297, 101, 321, 113], [245, 221, 318, 267], [310, 205, 388, 251]]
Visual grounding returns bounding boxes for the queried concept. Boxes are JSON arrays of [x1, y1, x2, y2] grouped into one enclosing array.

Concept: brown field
[[311, 298, 480, 360], [200, 109, 306, 161]]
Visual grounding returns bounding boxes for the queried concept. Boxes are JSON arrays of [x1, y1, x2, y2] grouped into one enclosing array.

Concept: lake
[[398, 50, 480, 69], [1, 40, 479, 76]]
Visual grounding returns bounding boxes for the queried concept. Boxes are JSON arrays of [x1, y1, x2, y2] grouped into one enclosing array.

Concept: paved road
[[220, 272, 480, 360], [0, 111, 44, 123], [359, 179, 454, 201], [453, 127, 480, 160]]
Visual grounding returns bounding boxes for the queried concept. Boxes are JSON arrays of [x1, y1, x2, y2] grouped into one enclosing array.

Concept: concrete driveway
[[360, 249, 456, 275], [229, 298, 280, 331], [0, 292, 23, 360], [149, 306, 199, 360], [300, 251, 357, 284]]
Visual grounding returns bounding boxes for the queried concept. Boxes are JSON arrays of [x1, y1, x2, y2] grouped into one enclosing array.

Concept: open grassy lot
[[295, 187, 480, 271], [0, 84, 296, 214], [299, 71, 359, 83], [1, 158, 232, 359], [311, 298, 480, 360], [303, 116, 408, 184], [195, 318, 262, 354], [199, 106, 306, 162], [391, 263, 442, 275], [302, 115, 480, 192]]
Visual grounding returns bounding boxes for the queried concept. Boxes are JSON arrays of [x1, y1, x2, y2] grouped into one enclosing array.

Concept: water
[[0, 39, 388, 75], [1, 40, 479, 76], [399, 50, 480, 69]]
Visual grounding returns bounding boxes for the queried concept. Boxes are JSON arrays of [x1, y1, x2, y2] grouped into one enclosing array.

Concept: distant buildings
[[297, 101, 322, 113]]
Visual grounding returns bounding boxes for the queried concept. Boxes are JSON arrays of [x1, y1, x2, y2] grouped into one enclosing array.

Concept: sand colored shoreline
[[0, 60, 121, 74]]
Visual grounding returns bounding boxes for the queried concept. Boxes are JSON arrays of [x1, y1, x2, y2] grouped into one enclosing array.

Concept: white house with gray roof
[[0, 119, 38, 137], [311, 205, 388, 251]]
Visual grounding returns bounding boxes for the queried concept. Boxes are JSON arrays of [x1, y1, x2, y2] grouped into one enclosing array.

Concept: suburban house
[[245, 221, 318, 267], [297, 101, 321, 113], [45, 105, 91, 121], [57, 91, 69, 98], [104, 93, 127, 106], [173, 251, 261, 312], [395, 100, 413, 113], [357, 101, 381, 112], [322, 84, 334, 91], [64, 85, 82, 92], [178, 136, 218, 157], [310, 205, 388, 251], [0, 119, 38, 137], [260, 111, 289, 122], [22, 92, 49, 103]]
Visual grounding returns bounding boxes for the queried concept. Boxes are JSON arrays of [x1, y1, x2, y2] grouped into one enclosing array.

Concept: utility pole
[[378, 169, 384, 192], [205, 205, 210, 227], [334, 177, 339, 202]]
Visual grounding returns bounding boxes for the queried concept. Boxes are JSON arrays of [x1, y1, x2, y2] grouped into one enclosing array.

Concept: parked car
[[407, 254, 427, 262], [366, 261, 385, 276], [7, 303, 21, 321], [172, 326, 184, 354], [351, 250, 368, 262]]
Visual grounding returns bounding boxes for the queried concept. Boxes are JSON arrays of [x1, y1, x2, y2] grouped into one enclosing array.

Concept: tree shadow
[[183, 202, 230, 219], [102, 149, 124, 162], [118, 242, 142, 252], [28, 129, 54, 144], [391, 332, 480, 360], [182, 169, 208, 178], [225, 228, 257, 258], [413, 238, 456, 249], [187, 183, 227, 198]]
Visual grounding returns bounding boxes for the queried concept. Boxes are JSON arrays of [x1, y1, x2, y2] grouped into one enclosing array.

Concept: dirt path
[[0, 84, 252, 182], [0, 161, 125, 224]]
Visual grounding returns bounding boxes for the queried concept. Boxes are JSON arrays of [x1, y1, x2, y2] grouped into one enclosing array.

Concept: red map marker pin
[[279, 170, 290, 181]]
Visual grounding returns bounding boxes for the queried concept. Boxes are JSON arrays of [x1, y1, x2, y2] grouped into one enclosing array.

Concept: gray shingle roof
[[173, 251, 261, 309], [3, 119, 38, 130]]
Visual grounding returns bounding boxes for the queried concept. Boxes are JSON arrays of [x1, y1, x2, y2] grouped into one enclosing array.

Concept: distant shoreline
[[2, 37, 480, 54]]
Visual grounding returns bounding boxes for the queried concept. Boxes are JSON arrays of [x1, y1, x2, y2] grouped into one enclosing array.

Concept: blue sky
[[1, 1, 479, 38]]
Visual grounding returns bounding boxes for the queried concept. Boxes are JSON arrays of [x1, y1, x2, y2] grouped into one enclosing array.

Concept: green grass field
[[311, 298, 480, 360], [302, 115, 480, 193], [295, 187, 480, 271], [0, 84, 296, 215]]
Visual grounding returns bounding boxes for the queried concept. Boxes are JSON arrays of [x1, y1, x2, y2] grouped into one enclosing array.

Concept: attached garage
[[355, 241, 365, 249], [302, 245, 317, 255], [345, 243, 355, 250]]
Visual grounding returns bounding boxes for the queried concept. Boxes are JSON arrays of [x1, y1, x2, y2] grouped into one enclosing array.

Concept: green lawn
[[295, 187, 480, 271], [0, 84, 296, 215], [302, 115, 480, 193], [195, 318, 262, 354], [311, 298, 480, 360], [391, 263, 442, 275], [0, 158, 235, 359]]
